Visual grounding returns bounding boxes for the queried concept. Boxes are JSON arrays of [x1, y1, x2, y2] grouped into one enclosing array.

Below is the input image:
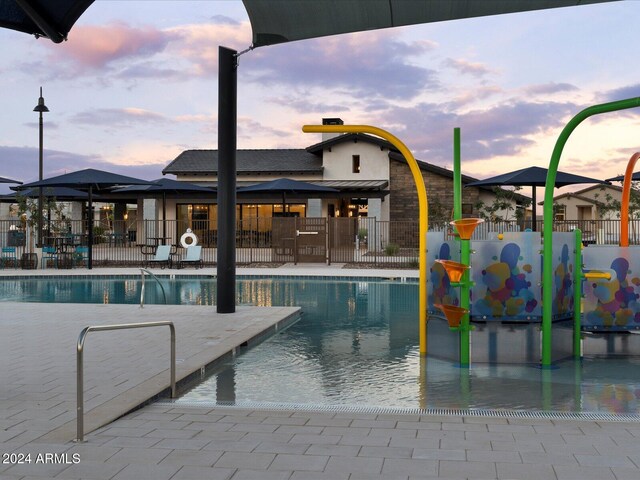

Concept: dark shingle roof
[[162, 149, 323, 175]]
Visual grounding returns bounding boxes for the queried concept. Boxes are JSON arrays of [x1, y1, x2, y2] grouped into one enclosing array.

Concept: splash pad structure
[[430, 99, 640, 367]]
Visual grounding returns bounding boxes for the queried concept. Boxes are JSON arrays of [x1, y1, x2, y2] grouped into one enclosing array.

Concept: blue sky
[[0, 0, 639, 197]]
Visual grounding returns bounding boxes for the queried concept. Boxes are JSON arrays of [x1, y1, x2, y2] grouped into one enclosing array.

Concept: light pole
[[33, 87, 49, 248]]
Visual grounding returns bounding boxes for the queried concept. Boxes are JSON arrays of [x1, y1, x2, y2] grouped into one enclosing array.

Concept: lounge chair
[[178, 245, 202, 269], [41, 246, 58, 269], [74, 246, 89, 268], [0, 247, 17, 269], [147, 244, 172, 269]]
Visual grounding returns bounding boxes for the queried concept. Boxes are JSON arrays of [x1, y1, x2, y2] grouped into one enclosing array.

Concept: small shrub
[[384, 243, 400, 256], [357, 228, 368, 240]]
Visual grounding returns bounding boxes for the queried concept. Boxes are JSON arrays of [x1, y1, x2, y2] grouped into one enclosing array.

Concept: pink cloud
[[167, 22, 253, 76], [47, 22, 173, 69]]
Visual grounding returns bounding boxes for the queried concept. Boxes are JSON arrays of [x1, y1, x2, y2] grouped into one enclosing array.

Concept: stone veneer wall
[[389, 160, 482, 224]]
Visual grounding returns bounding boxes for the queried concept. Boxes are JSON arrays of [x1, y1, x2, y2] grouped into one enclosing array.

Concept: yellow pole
[[302, 124, 429, 354]]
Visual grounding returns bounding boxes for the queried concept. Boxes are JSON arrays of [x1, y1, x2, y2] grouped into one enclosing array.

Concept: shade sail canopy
[[237, 178, 338, 194], [1, 0, 616, 47], [606, 172, 640, 182], [0, 175, 21, 184], [20, 168, 153, 190], [242, 0, 618, 47], [0, 0, 94, 43], [112, 177, 215, 195]]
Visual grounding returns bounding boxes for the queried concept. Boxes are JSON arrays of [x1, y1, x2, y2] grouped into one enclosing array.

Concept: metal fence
[[0, 217, 637, 269]]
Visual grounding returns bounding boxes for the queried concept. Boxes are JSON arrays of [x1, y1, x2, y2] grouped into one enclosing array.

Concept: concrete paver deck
[[1, 265, 639, 479]]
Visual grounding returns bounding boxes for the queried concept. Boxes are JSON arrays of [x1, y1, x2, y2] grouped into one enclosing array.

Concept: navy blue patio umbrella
[[113, 178, 216, 239], [0, 175, 22, 184], [237, 178, 338, 216], [606, 172, 640, 182], [466, 166, 607, 230], [21, 169, 154, 269]]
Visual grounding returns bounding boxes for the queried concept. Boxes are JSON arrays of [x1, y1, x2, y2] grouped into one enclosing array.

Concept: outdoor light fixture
[[33, 87, 49, 248]]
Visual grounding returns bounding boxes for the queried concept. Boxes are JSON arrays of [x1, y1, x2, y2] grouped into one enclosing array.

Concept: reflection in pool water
[[2, 276, 640, 413]]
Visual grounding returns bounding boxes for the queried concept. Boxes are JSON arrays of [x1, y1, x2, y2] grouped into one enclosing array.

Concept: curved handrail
[[76, 321, 176, 442], [139, 268, 168, 307]]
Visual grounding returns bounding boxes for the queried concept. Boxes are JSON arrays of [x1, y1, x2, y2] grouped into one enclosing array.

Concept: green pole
[[541, 97, 640, 367], [573, 229, 582, 359], [460, 236, 471, 367], [453, 127, 471, 366], [453, 128, 461, 220]]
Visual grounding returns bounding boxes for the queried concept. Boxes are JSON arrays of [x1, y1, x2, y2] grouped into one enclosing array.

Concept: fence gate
[[295, 217, 327, 263]]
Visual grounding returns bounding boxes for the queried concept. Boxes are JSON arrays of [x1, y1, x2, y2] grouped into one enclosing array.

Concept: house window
[[352, 155, 360, 173], [461, 203, 473, 215], [554, 205, 566, 221]]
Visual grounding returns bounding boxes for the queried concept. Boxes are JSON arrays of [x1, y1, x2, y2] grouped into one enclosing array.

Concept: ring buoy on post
[[180, 228, 198, 248]]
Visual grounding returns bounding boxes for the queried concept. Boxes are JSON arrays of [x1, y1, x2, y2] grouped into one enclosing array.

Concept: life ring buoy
[[180, 228, 198, 248]]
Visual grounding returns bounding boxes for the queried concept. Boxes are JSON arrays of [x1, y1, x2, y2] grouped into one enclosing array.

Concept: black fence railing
[[0, 217, 636, 269]]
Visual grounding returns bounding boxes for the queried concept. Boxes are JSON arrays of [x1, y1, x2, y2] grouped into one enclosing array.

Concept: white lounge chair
[[178, 245, 202, 269], [147, 244, 172, 269]]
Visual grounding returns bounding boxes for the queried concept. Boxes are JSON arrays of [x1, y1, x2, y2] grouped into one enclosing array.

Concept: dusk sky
[[1, 0, 639, 199]]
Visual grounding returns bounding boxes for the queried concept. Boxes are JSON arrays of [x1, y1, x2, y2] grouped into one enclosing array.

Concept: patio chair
[[177, 245, 203, 269], [0, 247, 17, 269], [73, 246, 89, 268], [147, 244, 172, 269], [41, 246, 58, 269]]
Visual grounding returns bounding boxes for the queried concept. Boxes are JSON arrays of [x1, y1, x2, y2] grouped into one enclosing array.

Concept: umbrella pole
[[162, 192, 167, 241], [88, 186, 93, 270], [531, 187, 536, 232]]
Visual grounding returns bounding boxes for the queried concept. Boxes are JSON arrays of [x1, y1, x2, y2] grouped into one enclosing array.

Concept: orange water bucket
[[435, 259, 469, 283], [449, 218, 484, 240], [434, 303, 468, 328]]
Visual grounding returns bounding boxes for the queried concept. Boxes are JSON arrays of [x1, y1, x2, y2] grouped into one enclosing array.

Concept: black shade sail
[[466, 166, 607, 231], [0, 0, 616, 46], [242, 0, 618, 47], [0, 0, 94, 43]]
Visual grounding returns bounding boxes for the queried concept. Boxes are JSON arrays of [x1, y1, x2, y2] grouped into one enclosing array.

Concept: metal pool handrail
[[139, 268, 167, 307], [76, 321, 176, 443]]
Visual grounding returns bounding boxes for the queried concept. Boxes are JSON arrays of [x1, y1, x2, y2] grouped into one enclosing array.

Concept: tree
[[593, 182, 640, 219], [15, 193, 69, 250], [474, 186, 531, 223]]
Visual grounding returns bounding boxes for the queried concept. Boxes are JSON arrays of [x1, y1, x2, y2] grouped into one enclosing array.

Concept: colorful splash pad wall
[[580, 151, 640, 332], [428, 230, 580, 364]]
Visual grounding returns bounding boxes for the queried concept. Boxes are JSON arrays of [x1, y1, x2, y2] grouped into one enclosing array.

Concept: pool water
[[3, 276, 640, 414]]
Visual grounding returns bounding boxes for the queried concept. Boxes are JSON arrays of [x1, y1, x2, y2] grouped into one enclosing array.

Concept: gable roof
[[306, 132, 395, 154], [162, 149, 323, 176], [539, 184, 624, 205]]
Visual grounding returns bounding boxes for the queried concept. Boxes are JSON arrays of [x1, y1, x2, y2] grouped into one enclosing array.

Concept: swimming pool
[[2, 275, 640, 414]]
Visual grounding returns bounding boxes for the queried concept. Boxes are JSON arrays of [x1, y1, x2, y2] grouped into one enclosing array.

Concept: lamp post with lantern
[[33, 87, 49, 248]]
